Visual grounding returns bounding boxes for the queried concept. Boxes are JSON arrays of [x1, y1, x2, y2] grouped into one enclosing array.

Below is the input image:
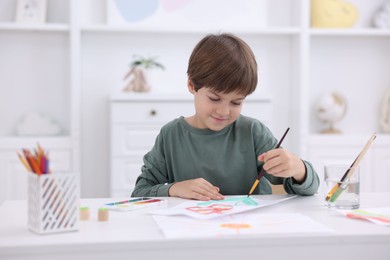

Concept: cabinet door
[[111, 125, 160, 157], [372, 147, 390, 192], [110, 125, 161, 197], [110, 100, 193, 197], [0, 149, 72, 204], [111, 157, 143, 197]]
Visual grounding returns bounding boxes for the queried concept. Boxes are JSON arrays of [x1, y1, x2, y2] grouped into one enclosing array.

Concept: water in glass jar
[[325, 178, 360, 209]]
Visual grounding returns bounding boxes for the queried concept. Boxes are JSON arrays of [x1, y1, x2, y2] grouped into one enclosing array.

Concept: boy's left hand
[[257, 148, 306, 183]]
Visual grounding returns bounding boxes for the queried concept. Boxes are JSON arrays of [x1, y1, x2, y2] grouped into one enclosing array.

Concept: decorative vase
[[122, 67, 151, 93]]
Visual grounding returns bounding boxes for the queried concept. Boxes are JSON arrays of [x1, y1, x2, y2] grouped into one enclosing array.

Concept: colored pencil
[[23, 149, 42, 174], [17, 152, 32, 172], [17, 144, 51, 174]]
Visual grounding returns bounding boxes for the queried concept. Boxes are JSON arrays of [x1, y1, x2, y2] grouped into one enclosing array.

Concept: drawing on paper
[[186, 197, 259, 215], [220, 222, 253, 235], [151, 195, 297, 220], [198, 197, 259, 206], [186, 204, 233, 215], [220, 223, 252, 229]]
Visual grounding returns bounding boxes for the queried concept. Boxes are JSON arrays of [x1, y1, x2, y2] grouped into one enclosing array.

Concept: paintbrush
[[326, 133, 376, 202], [247, 127, 290, 197]]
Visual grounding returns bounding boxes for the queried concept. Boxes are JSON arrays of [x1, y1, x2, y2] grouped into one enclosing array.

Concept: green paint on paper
[[198, 196, 258, 206]]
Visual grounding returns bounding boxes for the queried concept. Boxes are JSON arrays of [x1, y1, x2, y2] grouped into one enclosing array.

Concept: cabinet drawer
[[112, 100, 271, 124], [111, 102, 193, 123]]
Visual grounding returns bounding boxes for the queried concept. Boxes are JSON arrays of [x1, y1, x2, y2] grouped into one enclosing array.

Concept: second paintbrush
[[247, 127, 290, 197]]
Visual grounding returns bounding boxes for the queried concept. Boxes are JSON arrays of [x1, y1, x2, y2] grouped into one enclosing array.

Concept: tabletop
[[0, 193, 389, 260]]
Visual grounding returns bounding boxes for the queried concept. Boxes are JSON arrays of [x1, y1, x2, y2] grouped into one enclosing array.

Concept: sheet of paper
[[151, 195, 296, 220], [153, 213, 334, 238], [339, 207, 390, 226]]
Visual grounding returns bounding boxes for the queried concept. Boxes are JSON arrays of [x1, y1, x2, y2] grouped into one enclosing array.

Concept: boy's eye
[[232, 102, 242, 106], [209, 97, 220, 102]]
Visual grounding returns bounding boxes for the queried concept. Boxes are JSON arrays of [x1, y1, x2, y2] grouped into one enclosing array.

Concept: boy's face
[[188, 81, 245, 131]]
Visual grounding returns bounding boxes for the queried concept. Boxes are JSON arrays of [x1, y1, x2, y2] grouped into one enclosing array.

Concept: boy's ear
[[187, 79, 196, 94]]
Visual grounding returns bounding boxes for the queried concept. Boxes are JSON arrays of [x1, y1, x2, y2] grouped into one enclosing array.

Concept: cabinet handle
[[150, 109, 157, 116]]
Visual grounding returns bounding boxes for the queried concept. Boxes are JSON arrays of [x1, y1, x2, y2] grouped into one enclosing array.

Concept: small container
[[79, 206, 90, 221], [324, 165, 360, 209], [98, 207, 109, 221], [27, 172, 79, 234]]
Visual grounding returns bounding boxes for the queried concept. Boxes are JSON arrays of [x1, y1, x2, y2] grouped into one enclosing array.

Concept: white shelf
[[0, 22, 69, 32], [0, 136, 75, 147], [81, 25, 301, 36], [310, 28, 390, 37]]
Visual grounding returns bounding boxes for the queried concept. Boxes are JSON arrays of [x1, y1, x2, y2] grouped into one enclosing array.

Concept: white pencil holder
[[27, 172, 79, 234]]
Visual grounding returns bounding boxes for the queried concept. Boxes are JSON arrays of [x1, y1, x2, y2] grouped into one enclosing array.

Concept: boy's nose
[[216, 104, 230, 116]]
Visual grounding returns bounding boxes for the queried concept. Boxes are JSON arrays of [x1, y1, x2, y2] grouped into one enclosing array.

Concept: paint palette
[[104, 198, 167, 212]]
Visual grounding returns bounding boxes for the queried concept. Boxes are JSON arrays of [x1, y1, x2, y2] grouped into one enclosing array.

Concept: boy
[[131, 33, 319, 201]]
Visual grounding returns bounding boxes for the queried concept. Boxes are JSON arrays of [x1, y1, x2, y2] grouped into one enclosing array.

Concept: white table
[[1, 193, 390, 260]]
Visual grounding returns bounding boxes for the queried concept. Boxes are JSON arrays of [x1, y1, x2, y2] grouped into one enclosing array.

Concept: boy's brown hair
[[187, 33, 258, 96]]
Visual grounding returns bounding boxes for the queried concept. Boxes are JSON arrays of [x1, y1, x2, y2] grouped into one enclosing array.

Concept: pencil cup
[[324, 165, 360, 209], [27, 172, 80, 234]]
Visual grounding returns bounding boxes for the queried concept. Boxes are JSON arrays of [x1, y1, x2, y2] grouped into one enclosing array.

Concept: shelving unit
[[1, 0, 389, 202], [0, 0, 79, 204], [302, 0, 390, 192]]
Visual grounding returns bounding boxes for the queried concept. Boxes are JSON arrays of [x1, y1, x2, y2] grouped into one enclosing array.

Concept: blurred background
[[1, 0, 390, 204]]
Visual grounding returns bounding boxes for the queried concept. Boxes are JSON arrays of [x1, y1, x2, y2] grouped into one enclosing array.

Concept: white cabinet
[[110, 95, 193, 197], [110, 94, 272, 197]]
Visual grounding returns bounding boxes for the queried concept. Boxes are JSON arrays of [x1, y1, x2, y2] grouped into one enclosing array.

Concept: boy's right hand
[[168, 178, 224, 201]]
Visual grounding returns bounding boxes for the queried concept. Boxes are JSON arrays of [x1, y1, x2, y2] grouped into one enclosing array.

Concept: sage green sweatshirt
[[131, 115, 319, 197]]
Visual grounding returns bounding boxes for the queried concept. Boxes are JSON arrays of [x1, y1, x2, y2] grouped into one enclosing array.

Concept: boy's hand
[[257, 148, 306, 183], [169, 178, 224, 201]]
